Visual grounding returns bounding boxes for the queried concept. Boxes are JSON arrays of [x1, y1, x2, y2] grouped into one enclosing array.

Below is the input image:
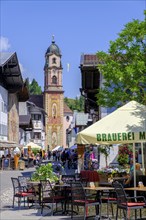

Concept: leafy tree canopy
[[96, 11, 146, 108], [64, 96, 85, 112], [25, 78, 42, 95]]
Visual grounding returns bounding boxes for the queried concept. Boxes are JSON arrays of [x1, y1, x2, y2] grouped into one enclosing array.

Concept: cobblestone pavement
[[0, 167, 86, 219], [1, 168, 146, 220], [0, 168, 34, 210]]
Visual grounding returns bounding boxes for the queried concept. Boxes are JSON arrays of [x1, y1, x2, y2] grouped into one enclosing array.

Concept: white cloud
[[0, 36, 11, 51]]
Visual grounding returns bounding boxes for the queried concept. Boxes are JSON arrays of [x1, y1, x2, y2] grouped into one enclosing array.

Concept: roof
[[64, 103, 73, 114], [29, 95, 44, 109], [19, 115, 33, 129], [29, 95, 73, 115], [0, 52, 23, 92], [0, 52, 14, 66], [80, 54, 100, 66], [0, 140, 20, 148], [46, 39, 61, 56]]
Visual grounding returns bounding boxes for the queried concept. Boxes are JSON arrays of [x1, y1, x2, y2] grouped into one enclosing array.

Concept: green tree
[[96, 12, 146, 108], [24, 78, 42, 95], [64, 96, 85, 112], [29, 78, 42, 95]]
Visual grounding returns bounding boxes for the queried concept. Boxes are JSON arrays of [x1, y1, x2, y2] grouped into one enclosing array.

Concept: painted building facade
[[0, 52, 24, 144], [44, 38, 64, 150]]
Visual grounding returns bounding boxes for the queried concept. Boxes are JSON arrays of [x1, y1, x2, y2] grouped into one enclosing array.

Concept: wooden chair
[[113, 181, 146, 220]]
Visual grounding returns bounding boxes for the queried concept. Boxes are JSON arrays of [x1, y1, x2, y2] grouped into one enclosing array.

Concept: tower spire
[[52, 35, 55, 43]]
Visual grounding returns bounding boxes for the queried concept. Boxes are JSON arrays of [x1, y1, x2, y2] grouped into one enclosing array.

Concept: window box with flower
[[97, 167, 127, 182]]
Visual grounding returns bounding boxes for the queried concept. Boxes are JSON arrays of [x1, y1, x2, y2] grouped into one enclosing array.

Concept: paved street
[[1, 167, 146, 220], [0, 165, 86, 220]]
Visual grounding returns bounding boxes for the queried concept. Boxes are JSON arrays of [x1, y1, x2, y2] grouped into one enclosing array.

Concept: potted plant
[[31, 163, 59, 183], [99, 145, 111, 167], [97, 168, 109, 182], [117, 144, 133, 166]]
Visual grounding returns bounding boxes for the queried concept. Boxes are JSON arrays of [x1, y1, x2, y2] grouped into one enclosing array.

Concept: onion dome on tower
[[46, 35, 61, 56]]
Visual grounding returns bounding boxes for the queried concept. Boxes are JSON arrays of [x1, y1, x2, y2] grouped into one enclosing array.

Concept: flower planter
[[98, 173, 108, 183]]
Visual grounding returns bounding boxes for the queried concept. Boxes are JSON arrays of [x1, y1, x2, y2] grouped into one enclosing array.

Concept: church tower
[[44, 37, 64, 150]]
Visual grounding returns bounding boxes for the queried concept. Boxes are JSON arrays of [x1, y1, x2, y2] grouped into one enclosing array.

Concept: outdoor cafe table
[[28, 181, 69, 214], [55, 183, 78, 215], [84, 186, 114, 191], [84, 186, 114, 217], [125, 186, 146, 198], [125, 187, 146, 191]]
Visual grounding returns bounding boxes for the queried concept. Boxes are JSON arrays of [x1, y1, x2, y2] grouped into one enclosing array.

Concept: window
[[4, 102, 7, 113], [33, 132, 41, 139], [0, 124, 8, 136], [31, 114, 41, 120], [0, 101, 7, 113], [52, 76, 57, 84], [52, 58, 56, 64], [66, 116, 70, 122]]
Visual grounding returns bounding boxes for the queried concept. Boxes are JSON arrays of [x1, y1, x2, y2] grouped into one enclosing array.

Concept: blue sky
[[1, 0, 145, 98]]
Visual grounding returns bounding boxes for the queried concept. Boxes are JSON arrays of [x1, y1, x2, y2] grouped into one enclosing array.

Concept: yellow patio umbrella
[[77, 101, 146, 145], [76, 100, 146, 187], [23, 142, 42, 150]]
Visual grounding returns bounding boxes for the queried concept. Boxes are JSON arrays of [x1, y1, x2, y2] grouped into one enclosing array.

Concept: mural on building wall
[[48, 94, 62, 124], [51, 131, 57, 148], [8, 94, 19, 142], [52, 103, 57, 118]]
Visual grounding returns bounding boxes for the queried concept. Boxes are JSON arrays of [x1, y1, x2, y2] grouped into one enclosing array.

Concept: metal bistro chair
[[18, 176, 34, 192], [71, 181, 100, 220], [100, 189, 117, 218], [61, 174, 75, 183], [113, 181, 146, 220], [11, 177, 36, 209], [40, 179, 65, 215], [61, 175, 77, 214]]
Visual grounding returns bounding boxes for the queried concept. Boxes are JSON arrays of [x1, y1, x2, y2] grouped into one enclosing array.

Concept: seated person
[[124, 163, 143, 187]]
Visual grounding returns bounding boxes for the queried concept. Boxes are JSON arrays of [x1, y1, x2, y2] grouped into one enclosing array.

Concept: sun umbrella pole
[[133, 143, 136, 197], [141, 142, 145, 175]]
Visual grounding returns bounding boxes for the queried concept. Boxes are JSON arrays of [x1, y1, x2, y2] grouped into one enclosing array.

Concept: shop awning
[[0, 141, 19, 149]]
